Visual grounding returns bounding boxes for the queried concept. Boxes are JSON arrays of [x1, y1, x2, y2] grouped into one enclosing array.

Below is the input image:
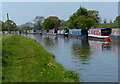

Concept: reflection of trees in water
[[72, 39, 92, 65], [43, 36, 58, 47]]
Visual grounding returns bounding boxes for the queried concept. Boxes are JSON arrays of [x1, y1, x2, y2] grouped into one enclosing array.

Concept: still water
[[24, 34, 118, 82]]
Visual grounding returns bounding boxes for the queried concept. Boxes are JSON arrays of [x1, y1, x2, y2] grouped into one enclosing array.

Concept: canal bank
[[2, 34, 79, 82]]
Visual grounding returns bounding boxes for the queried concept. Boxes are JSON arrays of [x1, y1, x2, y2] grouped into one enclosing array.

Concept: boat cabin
[[111, 28, 120, 36], [88, 28, 111, 36], [69, 29, 88, 37]]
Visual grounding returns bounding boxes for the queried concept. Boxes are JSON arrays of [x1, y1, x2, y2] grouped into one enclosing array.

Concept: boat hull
[[88, 34, 110, 39]]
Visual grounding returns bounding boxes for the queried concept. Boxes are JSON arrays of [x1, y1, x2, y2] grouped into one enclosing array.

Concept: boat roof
[[112, 28, 120, 30], [112, 28, 120, 32]]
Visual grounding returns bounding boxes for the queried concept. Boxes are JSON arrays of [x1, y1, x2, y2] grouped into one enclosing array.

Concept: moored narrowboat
[[110, 28, 120, 37], [46, 29, 57, 36], [109, 28, 120, 43], [57, 28, 69, 36], [47, 28, 59, 36], [69, 29, 88, 38], [57, 29, 65, 36], [88, 28, 111, 39]]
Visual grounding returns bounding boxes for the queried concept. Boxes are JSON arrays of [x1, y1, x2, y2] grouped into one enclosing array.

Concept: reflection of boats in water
[[89, 40, 111, 51], [89, 39, 119, 54], [110, 41, 120, 54]]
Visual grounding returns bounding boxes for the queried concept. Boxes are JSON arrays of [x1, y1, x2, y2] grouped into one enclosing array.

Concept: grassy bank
[[97, 23, 118, 28], [2, 34, 79, 82]]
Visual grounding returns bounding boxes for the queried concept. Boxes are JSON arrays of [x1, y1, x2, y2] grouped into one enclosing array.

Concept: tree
[[87, 10, 99, 24], [42, 16, 60, 30], [0, 21, 2, 31], [20, 22, 34, 29], [114, 16, 120, 23], [33, 16, 44, 30], [4, 20, 17, 31], [60, 20, 68, 27], [68, 7, 100, 29], [1, 21, 6, 31], [114, 15, 120, 27]]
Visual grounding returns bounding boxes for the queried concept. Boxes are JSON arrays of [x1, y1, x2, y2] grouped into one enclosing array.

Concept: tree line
[[1, 6, 120, 31]]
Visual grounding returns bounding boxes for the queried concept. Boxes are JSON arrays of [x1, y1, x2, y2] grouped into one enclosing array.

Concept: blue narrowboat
[[68, 29, 88, 38]]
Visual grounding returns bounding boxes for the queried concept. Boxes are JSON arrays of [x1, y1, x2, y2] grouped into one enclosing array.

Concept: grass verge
[[97, 23, 118, 28], [2, 34, 79, 82]]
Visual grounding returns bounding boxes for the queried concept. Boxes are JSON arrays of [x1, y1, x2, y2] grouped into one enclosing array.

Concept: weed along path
[[2, 34, 79, 82]]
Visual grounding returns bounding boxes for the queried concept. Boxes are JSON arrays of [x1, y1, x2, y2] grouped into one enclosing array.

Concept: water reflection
[[71, 39, 91, 65], [42, 36, 58, 47], [89, 40, 111, 51]]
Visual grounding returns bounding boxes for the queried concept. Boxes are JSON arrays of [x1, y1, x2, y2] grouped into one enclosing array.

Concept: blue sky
[[1, 2, 118, 25]]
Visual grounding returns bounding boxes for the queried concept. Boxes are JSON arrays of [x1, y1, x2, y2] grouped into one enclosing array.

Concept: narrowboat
[[30, 30, 34, 34], [69, 29, 88, 38], [57, 30, 65, 35], [88, 28, 111, 39], [42, 30, 47, 34], [46, 29, 56, 35], [109, 28, 120, 43], [47, 28, 59, 36], [57, 28, 69, 36]]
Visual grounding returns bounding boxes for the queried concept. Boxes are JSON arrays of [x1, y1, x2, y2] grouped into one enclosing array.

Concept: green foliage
[[68, 7, 100, 29], [114, 15, 120, 23], [87, 10, 99, 23], [114, 15, 120, 27], [0, 21, 6, 31], [60, 20, 68, 27], [59, 26, 69, 29], [2, 34, 79, 82], [4, 20, 17, 31], [42, 16, 60, 30], [0, 21, 2, 31]]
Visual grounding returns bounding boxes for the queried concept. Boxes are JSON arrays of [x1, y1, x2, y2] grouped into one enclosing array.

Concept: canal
[[24, 34, 118, 82]]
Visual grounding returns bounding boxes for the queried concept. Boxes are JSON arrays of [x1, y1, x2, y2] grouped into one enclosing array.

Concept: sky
[[1, 2, 119, 25]]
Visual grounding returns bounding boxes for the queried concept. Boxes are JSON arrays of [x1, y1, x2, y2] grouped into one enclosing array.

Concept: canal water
[[24, 34, 118, 82]]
